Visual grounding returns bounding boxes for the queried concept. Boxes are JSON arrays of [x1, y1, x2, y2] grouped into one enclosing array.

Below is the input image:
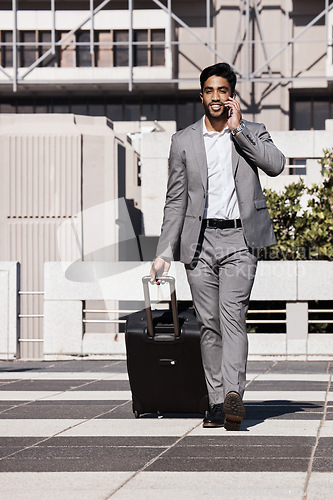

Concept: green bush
[[261, 148, 333, 261]]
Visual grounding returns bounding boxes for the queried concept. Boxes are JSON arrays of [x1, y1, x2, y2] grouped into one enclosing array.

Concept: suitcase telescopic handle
[[142, 276, 180, 338]]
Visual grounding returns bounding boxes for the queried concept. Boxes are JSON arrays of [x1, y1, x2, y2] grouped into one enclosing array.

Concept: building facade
[[0, 0, 332, 132]]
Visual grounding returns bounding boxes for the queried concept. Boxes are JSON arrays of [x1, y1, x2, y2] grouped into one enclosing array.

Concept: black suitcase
[[125, 276, 209, 418]]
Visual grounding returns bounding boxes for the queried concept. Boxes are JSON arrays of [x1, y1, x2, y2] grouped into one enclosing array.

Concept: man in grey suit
[[150, 63, 285, 430]]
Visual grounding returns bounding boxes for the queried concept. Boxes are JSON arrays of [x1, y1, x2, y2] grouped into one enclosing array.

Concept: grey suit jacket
[[156, 118, 285, 264]]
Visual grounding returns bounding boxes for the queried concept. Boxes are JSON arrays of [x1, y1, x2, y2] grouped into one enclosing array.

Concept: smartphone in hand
[[226, 92, 235, 118]]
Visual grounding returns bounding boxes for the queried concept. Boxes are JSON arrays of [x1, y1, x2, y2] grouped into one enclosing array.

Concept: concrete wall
[[0, 114, 140, 359], [43, 260, 333, 361], [139, 120, 333, 236], [0, 262, 20, 360]]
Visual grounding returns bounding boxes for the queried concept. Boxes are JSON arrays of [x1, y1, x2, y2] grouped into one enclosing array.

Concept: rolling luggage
[[125, 276, 209, 418]]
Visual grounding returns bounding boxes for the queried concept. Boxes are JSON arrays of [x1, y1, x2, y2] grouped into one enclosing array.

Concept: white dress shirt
[[202, 116, 240, 220]]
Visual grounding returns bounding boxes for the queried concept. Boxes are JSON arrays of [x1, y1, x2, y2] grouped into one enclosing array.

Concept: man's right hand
[[150, 257, 171, 285]]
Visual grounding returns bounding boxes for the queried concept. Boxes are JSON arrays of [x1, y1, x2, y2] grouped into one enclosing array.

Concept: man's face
[[200, 75, 233, 120]]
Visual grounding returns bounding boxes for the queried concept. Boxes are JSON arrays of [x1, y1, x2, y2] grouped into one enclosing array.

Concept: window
[[1, 31, 13, 68], [151, 29, 165, 66], [20, 31, 37, 67], [0, 95, 201, 131], [125, 103, 140, 121], [106, 103, 123, 121], [114, 30, 129, 67], [0, 28, 166, 69], [134, 30, 148, 66], [291, 93, 332, 130], [113, 29, 165, 67], [289, 159, 306, 176], [141, 102, 159, 120], [39, 31, 56, 67], [76, 31, 91, 67]]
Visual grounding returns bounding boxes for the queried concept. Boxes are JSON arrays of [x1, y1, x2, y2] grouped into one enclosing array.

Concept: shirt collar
[[202, 115, 230, 136]]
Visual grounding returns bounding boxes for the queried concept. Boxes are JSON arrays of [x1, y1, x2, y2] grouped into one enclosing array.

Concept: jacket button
[[199, 216, 202, 221]]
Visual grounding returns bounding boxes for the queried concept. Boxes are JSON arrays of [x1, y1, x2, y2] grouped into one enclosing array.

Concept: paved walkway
[[0, 360, 332, 499]]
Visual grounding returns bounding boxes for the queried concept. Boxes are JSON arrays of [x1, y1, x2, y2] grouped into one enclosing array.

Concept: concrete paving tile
[[70, 380, 131, 391], [111, 471, 306, 499], [0, 471, 133, 500], [190, 419, 320, 436], [0, 391, 132, 401], [146, 456, 310, 472], [244, 402, 323, 420], [47, 436, 177, 447], [0, 380, 91, 391], [0, 448, 25, 459], [256, 374, 331, 381], [0, 381, 19, 387], [0, 372, 129, 380], [307, 472, 333, 500], [164, 442, 313, 460], [0, 403, 20, 412], [314, 437, 333, 457], [0, 446, 163, 472], [58, 418, 201, 437], [246, 381, 328, 391], [0, 437, 43, 447], [243, 391, 326, 402], [271, 362, 329, 373], [1, 361, 127, 374], [325, 408, 333, 420], [320, 421, 333, 437], [245, 362, 274, 372], [0, 392, 63, 401], [311, 458, 333, 472], [41, 361, 127, 373], [181, 435, 315, 446], [0, 419, 84, 437], [43, 391, 132, 401], [0, 403, 124, 420], [0, 362, 57, 372], [0, 437, 43, 458], [0, 380, 132, 392], [20, 400, 125, 406]]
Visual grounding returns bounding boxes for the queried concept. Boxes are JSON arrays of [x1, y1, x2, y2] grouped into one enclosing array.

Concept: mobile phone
[[227, 93, 235, 118]]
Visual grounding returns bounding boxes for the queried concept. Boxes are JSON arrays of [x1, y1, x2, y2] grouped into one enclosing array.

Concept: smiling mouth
[[210, 104, 223, 112]]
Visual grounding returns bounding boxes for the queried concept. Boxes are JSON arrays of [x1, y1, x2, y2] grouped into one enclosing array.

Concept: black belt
[[203, 218, 242, 229]]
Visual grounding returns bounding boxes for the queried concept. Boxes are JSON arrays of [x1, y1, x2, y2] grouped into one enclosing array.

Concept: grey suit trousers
[[185, 225, 258, 405]]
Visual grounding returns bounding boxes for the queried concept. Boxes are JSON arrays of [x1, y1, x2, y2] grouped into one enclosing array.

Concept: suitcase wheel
[[134, 410, 140, 419]]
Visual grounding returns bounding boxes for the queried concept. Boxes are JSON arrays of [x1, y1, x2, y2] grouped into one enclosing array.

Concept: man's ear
[[200, 92, 203, 102]]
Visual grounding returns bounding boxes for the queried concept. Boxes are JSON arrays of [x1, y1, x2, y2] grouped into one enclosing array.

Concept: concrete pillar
[[0, 262, 19, 360], [43, 300, 83, 360], [286, 301, 308, 359]]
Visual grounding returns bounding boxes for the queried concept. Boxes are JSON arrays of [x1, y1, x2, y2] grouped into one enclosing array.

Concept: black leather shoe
[[223, 391, 245, 431], [202, 403, 224, 428]]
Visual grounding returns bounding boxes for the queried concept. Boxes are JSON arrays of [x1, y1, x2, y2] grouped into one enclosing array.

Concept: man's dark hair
[[200, 63, 237, 94]]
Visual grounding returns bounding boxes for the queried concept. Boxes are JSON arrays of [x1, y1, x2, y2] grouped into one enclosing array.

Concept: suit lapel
[[191, 119, 207, 189], [231, 137, 240, 176]]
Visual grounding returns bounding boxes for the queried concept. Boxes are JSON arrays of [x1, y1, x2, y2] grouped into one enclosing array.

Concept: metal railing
[[18, 290, 44, 344]]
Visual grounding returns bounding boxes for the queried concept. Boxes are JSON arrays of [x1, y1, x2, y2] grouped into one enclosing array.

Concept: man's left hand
[[225, 95, 242, 131]]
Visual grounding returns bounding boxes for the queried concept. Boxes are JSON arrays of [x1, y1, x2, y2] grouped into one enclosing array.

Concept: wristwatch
[[231, 121, 245, 136]]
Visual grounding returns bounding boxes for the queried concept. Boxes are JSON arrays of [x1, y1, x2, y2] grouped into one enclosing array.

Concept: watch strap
[[231, 121, 245, 136]]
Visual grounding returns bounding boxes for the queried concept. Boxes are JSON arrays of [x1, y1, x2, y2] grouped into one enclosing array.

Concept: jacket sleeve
[[234, 122, 285, 177], [155, 134, 188, 261]]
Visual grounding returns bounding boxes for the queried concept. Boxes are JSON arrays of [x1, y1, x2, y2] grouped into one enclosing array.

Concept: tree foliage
[[261, 148, 333, 261]]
